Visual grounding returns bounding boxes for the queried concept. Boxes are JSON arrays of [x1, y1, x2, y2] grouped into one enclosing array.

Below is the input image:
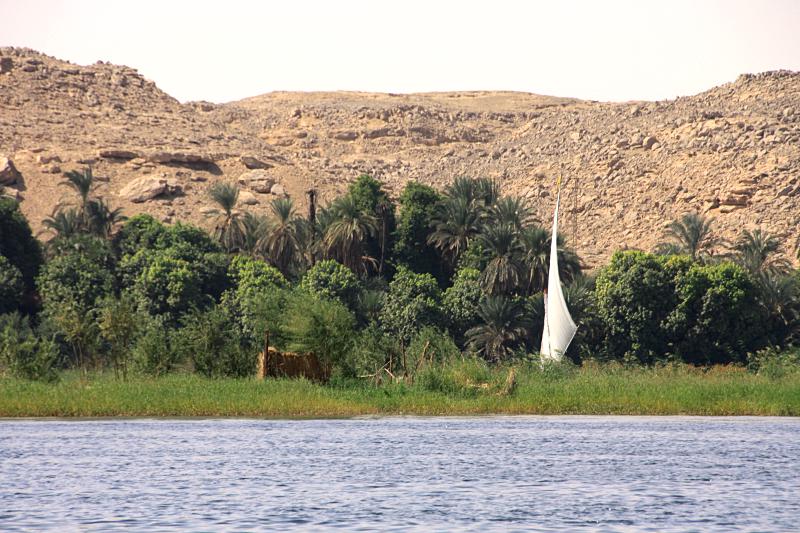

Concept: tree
[[125, 251, 204, 318], [97, 294, 140, 379], [228, 255, 288, 295], [665, 262, 766, 365], [393, 181, 444, 280], [594, 251, 689, 364], [256, 197, 305, 276], [733, 229, 791, 276], [428, 196, 482, 268], [0, 197, 43, 296], [37, 251, 114, 313], [207, 181, 246, 252], [442, 267, 483, 344], [299, 259, 361, 309], [490, 196, 535, 229], [60, 167, 95, 222], [85, 197, 126, 239], [0, 256, 24, 314], [466, 296, 528, 362], [519, 225, 582, 295], [322, 195, 379, 274], [347, 174, 396, 273], [479, 223, 524, 295], [655, 212, 720, 262], [42, 207, 83, 240], [379, 265, 443, 344]]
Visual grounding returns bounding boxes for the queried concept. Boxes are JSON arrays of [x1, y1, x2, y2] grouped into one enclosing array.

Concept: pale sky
[[2, 0, 799, 104]]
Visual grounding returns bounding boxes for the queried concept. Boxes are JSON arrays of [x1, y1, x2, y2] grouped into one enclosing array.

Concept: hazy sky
[[2, 0, 799, 103]]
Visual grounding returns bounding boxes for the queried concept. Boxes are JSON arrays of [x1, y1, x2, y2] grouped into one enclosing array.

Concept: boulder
[[0, 156, 21, 185], [147, 151, 214, 165], [330, 130, 358, 141], [0, 57, 13, 74], [99, 149, 139, 160], [643, 136, 659, 149], [238, 169, 275, 193], [240, 155, 272, 169], [36, 154, 62, 165], [238, 190, 259, 205], [270, 183, 287, 196], [119, 176, 168, 203]]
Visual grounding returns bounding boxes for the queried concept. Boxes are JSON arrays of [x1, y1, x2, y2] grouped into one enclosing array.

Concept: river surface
[[1, 417, 799, 531]]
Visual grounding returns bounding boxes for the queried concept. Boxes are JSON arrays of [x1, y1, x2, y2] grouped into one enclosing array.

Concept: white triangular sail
[[540, 187, 577, 361]]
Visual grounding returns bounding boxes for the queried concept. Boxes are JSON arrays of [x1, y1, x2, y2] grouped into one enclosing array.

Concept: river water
[[1, 417, 798, 531]]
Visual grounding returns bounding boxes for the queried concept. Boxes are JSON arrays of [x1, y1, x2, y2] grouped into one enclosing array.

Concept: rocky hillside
[[1, 47, 799, 268]]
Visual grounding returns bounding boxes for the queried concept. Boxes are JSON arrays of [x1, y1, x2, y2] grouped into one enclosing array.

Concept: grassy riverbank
[[2, 362, 799, 417]]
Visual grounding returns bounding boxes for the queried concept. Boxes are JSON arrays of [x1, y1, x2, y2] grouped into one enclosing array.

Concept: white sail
[[540, 188, 577, 361]]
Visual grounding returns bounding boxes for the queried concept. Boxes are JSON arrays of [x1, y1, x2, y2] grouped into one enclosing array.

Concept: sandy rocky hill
[[1, 47, 799, 268]]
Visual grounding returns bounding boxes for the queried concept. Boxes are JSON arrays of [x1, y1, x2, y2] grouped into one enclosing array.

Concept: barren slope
[[1, 47, 799, 267]]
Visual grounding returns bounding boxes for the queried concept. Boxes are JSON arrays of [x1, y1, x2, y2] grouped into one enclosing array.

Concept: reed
[[1, 362, 798, 417]]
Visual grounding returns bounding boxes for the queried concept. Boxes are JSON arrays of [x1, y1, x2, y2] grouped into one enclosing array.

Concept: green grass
[[1, 362, 799, 417]]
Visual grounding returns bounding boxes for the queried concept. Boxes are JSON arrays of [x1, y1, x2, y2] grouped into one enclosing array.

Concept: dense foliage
[[2, 169, 799, 383]]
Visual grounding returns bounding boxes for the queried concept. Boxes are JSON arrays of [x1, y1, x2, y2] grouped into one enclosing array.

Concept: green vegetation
[[1, 361, 798, 417], [2, 170, 800, 418]]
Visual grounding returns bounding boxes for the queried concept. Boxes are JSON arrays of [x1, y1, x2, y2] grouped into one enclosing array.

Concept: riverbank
[[2, 362, 799, 417]]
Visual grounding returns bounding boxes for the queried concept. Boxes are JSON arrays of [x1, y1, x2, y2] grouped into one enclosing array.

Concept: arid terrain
[[1, 47, 798, 267]]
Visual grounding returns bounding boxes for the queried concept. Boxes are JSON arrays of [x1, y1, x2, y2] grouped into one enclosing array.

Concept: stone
[[99, 149, 139, 160], [238, 190, 259, 205], [147, 151, 214, 165], [41, 164, 61, 174], [240, 155, 272, 169], [330, 131, 358, 141], [0, 57, 12, 74], [270, 183, 287, 196], [37, 154, 62, 164], [119, 176, 168, 203], [238, 169, 275, 193], [643, 136, 658, 149], [0, 156, 21, 185]]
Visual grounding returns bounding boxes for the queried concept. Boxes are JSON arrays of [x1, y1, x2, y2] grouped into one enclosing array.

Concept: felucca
[[540, 178, 577, 361]]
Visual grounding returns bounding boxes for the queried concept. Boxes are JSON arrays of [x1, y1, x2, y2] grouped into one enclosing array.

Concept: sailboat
[[540, 178, 577, 361]]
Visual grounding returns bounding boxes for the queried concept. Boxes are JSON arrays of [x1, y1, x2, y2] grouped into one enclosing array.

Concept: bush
[[131, 315, 180, 376], [442, 267, 483, 342], [379, 265, 443, 344], [37, 252, 115, 313], [284, 290, 356, 374], [405, 327, 460, 376], [0, 197, 43, 294], [97, 294, 141, 378], [0, 256, 24, 314], [393, 181, 444, 281], [229, 255, 288, 294], [594, 251, 690, 364], [0, 313, 59, 382], [747, 346, 800, 379], [176, 303, 255, 378], [344, 324, 397, 378], [126, 252, 203, 318], [666, 262, 766, 364], [114, 215, 220, 259], [417, 358, 499, 397], [299, 259, 360, 308]]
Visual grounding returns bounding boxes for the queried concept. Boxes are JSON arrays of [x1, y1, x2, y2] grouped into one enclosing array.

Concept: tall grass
[[1, 361, 798, 417]]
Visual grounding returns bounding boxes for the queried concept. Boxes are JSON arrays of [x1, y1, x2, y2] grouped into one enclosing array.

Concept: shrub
[[344, 324, 397, 378], [41, 300, 101, 372], [405, 327, 460, 376], [131, 314, 181, 376], [176, 303, 256, 378], [393, 181, 444, 281], [417, 357, 499, 397], [37, 252, 115, 313], [442, 267, 483, 342], [0, 197, 43, 294], [0, 313, 59, 382], [379, 265, 443, 344], [284, 290, 356, 373], [299, 259, 360, 308], [97, 294, 141, 378], [666, 262, 766, 364], [594, 251, 690, 364], [114, 215, 220, 259], [125, 252, 203, 318], [229, 255, 288, 294], [0, 256, 24, 314]]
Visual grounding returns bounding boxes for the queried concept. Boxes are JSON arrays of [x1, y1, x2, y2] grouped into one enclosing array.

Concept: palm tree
[[734, 229, 791, 276], [427, 196, 482, 268], [42, 207, 84, 239], [322, 195, 379, 274], [655, 212, 720, 261], [256, 197, 305, 276], [478, 223, 524, 295], [466, 296, 528, 362], [755, 271, 800, 344], [519, 225, 582, 295], [241, 211, 268, 256], [61, 168, 95, 219], [85, 198, 126, 238], [473, 177, 500, 207], [490, 196, 535, 229], [207, 181, 246, 252]]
